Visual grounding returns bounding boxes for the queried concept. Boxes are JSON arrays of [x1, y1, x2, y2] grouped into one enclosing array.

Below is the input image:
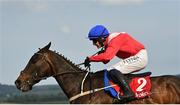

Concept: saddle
[[104, 70, 151, 100], [125, 72, 151, 78]]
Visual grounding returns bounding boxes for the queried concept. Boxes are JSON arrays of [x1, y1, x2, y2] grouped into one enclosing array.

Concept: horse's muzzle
[[15, 79, 32, 92]]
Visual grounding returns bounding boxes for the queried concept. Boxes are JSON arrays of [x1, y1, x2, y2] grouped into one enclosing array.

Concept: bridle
[[20, 52, 86, 86], [32, 52, 85, 80]]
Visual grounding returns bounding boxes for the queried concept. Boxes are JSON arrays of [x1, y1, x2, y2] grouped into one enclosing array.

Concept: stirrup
[[117, 92, 127, 100], [117, 92, 134, 101], [117, 92, 122, 100]]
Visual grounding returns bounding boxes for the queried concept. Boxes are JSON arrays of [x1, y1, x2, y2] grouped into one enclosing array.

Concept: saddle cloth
[[104, 70, 151, 99]]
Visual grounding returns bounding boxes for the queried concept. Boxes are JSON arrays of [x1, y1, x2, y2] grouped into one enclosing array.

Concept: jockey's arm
[[89, 42, 119, 63]]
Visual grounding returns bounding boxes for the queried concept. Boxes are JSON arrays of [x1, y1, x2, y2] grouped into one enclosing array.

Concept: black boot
[[109, 69, 134, 100]]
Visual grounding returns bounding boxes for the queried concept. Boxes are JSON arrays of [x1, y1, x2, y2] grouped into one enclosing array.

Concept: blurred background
[[0, 0, 179, 103]]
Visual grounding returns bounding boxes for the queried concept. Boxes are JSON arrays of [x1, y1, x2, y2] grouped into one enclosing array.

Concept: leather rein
[[33, 52, 86, 81]]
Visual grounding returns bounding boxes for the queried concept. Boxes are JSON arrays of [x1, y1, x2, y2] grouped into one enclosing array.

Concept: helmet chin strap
[[96, 27, 107, 47], [97, 36, 105, 47]]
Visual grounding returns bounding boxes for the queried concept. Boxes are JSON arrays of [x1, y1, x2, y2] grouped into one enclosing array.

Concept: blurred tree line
[[0, 83, 69, 104]]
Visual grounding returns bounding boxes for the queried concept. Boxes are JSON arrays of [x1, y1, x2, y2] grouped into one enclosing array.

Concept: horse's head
[[15, 42, 54, 92]]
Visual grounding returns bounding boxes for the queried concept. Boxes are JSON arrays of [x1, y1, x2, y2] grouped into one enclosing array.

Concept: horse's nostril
[[15, 79, 21, 87]]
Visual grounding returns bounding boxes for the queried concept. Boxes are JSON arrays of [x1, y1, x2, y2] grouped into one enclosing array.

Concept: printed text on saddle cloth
[[111, 76, 151, 99]]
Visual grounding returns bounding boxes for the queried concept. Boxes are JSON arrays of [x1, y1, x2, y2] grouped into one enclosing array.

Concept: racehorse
[[15, 42, 180, 104]]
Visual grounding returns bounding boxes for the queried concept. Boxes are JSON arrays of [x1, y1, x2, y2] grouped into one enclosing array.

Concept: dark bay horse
[[15, 42, 180, 104]]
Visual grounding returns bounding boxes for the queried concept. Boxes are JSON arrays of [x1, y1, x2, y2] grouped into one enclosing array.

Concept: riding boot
[[109, 69, 134, 100]]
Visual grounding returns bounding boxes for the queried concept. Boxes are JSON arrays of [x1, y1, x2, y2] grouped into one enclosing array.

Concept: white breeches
[[107, 49, 148, 74]]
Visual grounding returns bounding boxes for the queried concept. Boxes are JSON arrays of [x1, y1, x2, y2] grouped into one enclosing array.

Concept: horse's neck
[[54, 73, 85, 98], [52, 54, 85, 98]]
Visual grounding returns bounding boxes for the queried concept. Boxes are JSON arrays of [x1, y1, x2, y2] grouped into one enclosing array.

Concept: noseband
[[19, 53, 53, 85]]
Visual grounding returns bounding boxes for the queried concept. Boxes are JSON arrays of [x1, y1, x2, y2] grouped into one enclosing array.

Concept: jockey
[[84, 25, 148, 100]]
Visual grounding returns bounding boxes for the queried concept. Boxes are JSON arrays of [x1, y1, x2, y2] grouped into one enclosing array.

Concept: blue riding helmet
[[88, 25, 109, 40]]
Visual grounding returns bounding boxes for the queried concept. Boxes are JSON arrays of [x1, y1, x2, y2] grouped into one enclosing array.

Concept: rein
[[34, 53, 86, 81]]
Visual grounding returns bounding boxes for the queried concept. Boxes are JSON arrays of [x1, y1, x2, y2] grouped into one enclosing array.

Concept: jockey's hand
[[84, 57, 91, 68]]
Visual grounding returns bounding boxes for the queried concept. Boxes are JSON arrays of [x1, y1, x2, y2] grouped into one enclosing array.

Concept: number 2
[[136, 78, 147, 91]]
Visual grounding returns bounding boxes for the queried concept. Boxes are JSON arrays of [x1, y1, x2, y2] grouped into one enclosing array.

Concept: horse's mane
[[49, 50, 86, 72], [49, 50, 105, 74]]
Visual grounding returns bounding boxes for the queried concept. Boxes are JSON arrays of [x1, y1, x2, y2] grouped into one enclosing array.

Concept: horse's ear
[[42, 42, 51, 50]]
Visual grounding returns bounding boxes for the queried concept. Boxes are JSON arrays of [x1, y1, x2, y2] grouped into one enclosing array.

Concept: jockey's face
[[92, 39, 102, 49]]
